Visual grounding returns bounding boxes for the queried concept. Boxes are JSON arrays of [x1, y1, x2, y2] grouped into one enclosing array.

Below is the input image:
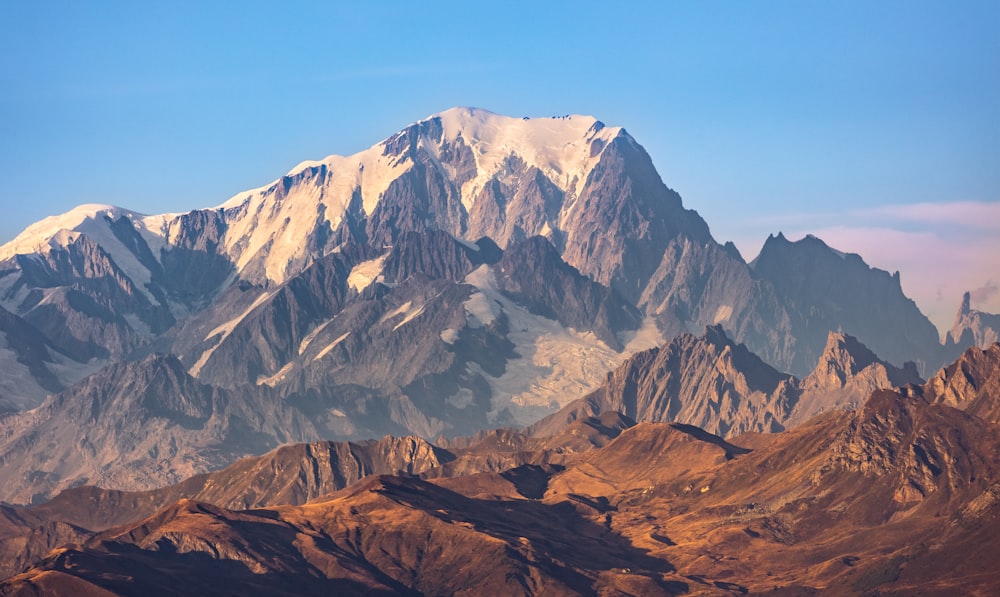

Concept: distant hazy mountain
[[946, 291, 1000, 351]]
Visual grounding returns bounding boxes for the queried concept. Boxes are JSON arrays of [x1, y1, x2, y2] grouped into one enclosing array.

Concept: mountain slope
[[0, 414, 631, 582], [0, 230, 656, 505], [0, 306, 95, 412], [0, 354, 419, 504], [0, 107, 967, 512], [531, 326, 922, 439], [533, 325, 798, 438], [788, 331, 923, 425]]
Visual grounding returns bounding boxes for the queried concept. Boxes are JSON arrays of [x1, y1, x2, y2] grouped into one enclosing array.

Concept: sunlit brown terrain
[[2, 344, 999, 595]]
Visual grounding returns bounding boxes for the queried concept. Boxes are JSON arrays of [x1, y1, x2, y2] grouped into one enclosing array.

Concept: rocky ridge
[[531, 325, 922, 439]]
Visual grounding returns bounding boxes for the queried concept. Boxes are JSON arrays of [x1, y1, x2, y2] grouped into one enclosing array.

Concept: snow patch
[[461, 265, 659, 427], [618, 317, 666, 353], [462, 266, 500, 327], [256, 362, 294, 387], [713, 305, 734, 324], [392, 304, 425, 331], [376, 300, 425, 331], [447, 388, 477, 409], [455, 237, 481, 252], [379, 300, 412, 324], [314, 332, 351, 361], [463, 292, 499, 328], [348, 254, 388, 292], [204, 291, 274, 342], [189, 290, 275, 377], [299, 318, 336, 355], [440, 328, 460, 344]]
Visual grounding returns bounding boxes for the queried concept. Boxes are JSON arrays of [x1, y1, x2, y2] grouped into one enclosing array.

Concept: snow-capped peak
[[431, 107, 622, 203], [209, 107, 625, 284], [0, 203, 135, 261], [4, 109, 630, 287]]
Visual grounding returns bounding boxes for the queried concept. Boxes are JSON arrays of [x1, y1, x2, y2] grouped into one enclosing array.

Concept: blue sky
[[2, 1, 998, 332]]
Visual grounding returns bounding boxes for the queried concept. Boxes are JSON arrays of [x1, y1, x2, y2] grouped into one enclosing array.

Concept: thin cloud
[[970, 281, 999, 305], [743, 200, 1000, 232], [851, 200, 1000, 232]]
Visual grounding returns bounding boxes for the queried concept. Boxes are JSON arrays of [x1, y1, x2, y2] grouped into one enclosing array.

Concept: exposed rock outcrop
[[531, 325, 798, 438], [925, 342, 1000, 424], [788, 331, 922, 425], [532, 327, 924, 438]]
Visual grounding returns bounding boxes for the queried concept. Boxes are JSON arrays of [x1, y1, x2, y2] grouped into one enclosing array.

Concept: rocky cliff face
[[788, 331, 922, 425], [531, 325, 799, 438], [924, 342, 1000, 424], [825, 387, 999, 508], [532, 326, 924, 438]]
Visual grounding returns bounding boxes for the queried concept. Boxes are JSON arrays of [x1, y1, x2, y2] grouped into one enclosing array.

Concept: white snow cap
[[431, 107, 622, 205], [209, 107, 623, 284], [0, 204, 134, 260]]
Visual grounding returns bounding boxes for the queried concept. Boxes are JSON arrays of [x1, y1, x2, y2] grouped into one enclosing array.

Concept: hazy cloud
[[970, 281, 999, 305], [742, 200, 1000, 233], [855, 201, 1000, 232]]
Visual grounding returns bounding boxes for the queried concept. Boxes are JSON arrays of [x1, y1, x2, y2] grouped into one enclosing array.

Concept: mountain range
[[0, 107, 997, 594], [0, 107, 991, 502], [0, 110, 966, 380]]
